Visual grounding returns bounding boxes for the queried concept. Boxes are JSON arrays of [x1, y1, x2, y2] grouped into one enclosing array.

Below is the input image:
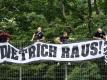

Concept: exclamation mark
[[99, 41, 102, 54]]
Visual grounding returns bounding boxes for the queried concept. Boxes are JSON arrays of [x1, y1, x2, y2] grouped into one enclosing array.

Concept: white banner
[[0, 40, 107, 64]]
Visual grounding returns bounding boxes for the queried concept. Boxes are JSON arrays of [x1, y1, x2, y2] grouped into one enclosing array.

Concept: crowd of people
[[0, 27, 107, 43], [30, 27, 107, 43]]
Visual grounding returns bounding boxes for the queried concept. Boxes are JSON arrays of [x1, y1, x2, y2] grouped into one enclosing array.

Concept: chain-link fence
[[0, 41, 107, 80], [0, 59, 107, 80]]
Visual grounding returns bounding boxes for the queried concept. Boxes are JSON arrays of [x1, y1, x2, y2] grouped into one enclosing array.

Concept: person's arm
[[37, 36, 45, 42], [103, 33, 107, 40], [54, 37, 62, 44], [93, 32, 102, 40], [42, 36, 45, 41], [105, 35, 107, 41], [93, 36, 102, 40], [31, 33, 35, 41], [102, 32, 107, 39], [69, 37, 75, 41]]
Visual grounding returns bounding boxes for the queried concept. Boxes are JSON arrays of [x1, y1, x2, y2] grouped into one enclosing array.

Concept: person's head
[[37, 27, 42, 32], [63, 32, 68, 37], [97, 28, 102, 33]]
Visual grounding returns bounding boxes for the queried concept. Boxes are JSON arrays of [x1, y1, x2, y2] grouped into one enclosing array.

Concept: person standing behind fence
[[54, 32, 70, 44], [93, 28, 107, 41], [60, 32, 69, 44], [31, 27, 45, 42], [54, 31, 73, 65], [0, 30, 10, 43]]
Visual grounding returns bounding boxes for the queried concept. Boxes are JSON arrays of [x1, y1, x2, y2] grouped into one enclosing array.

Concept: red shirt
[[0, 32, 10, 42]]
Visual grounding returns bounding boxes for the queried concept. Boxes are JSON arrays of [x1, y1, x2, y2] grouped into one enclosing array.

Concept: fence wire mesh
[[0, 60, 107, 80]]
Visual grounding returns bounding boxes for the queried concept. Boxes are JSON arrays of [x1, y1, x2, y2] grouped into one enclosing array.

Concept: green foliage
[[0, 0, 107, 79], [68, 62, 101, 80]]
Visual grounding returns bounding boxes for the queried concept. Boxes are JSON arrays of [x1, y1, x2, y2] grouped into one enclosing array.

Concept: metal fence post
[[19, 66, 22, 80], [65, 63, 67, 80], [19, 42, 22, 80]]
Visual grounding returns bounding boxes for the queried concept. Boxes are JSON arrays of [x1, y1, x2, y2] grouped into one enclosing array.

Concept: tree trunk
[[60, 0, 66, 20], [94, 0, 99, 14], [87, 0, 92, 35], [104, 0, 107, 15]]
